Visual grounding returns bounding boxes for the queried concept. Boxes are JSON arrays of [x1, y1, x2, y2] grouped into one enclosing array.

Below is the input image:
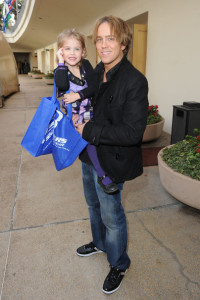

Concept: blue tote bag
[[52, 102, 88, 171], [21, 82, 60, 157]]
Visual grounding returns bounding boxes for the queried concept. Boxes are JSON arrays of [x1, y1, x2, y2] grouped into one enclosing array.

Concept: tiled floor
[[0, 75, 200, 300]]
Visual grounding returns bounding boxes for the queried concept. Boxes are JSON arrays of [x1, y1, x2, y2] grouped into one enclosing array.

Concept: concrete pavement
[[0, 75, 200, 300]]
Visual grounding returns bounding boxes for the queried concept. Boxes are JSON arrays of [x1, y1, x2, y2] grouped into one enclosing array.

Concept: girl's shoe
[[98, 176, 119, 194]]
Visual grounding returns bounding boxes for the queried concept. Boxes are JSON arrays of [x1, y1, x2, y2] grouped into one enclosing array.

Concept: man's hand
[[64, 92, 81, 104]]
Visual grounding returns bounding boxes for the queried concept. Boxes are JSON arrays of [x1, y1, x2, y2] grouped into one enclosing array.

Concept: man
[[75, 15, 148, 294]]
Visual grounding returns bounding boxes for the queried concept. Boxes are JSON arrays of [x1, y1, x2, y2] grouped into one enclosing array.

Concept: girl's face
[[61, 37, 85, 67]]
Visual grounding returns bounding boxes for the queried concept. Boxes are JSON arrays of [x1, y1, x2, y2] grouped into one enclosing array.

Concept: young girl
[[54, 28, 119, 194]]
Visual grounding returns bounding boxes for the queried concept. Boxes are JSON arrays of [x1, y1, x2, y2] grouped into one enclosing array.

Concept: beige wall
[[37, 43, 57, 74], [34, 0, 200, 134], [49, 49, 54, 73], [0, 32, 19, 99], [145, 0, 200, 133], [85, 36, 96, 68], [29, 52, 38, 71]]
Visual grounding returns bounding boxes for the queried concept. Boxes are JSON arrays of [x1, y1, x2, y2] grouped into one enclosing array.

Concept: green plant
[[44, 72, 54, 79], [147, 105, 162, 125], [162, 129, 200, 180], [32, 70, 43, 74]]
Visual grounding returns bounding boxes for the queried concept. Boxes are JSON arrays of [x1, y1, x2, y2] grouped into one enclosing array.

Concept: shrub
[[162, 129, 200, 180], [44, 72, 54, 79]]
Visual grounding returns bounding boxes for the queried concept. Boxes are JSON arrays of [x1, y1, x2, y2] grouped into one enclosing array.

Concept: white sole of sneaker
[[102, 282, 122, 294], [102, 269, 128, 294], [76, 250, 103, 257]]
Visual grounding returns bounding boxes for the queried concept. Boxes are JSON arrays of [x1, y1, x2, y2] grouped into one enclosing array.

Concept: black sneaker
[[76, 242, 103, 257], [102, 266, 128, 294]]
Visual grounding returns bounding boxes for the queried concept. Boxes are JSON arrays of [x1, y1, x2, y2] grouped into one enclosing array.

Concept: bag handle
[[52, 82, 57, 103], [65, 90, 72, 120], [53, 80, 72, 120]]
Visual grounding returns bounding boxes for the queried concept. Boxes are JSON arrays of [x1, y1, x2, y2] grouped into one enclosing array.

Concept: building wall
[[36, 0, 200, 134], [36, 43, 57, 74], [29, 52, 38, 71], [0, 31, 19, 99], [85, 36, 96, 67], [145, 0, 200, 133]]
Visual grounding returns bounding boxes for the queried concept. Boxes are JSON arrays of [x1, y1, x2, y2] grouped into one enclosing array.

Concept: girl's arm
[[54, 65, 70, 92], [54, 48, 70, 93]]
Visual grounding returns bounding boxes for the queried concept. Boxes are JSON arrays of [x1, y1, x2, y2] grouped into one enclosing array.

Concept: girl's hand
[[56, 48, 64, 63], [64, 92, 81, 104]]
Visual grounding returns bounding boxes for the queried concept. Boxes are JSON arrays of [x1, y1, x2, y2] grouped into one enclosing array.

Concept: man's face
[[96, 22, 125, 71]]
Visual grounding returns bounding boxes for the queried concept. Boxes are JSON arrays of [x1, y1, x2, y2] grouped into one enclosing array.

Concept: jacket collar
[[98, 55, 127, 83]]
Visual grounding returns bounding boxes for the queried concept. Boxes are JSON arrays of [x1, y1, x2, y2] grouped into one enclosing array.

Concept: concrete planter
[[43, 78, 54, 85], [158, 147, 200, 209], [143, 118, 165, 142], [32, 73, 44, 79], [28, 72, 33, 76]]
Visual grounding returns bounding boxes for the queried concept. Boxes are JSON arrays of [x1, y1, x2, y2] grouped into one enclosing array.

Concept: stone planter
[[43, 78, 54, 85], [142, 119, 165, 142], [32, 73, 45, 79], [158, 147, 200, 209], [28, 72, 33, 76], [143, 118, 165, 142]]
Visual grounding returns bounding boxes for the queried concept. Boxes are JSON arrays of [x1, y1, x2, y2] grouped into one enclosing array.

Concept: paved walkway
[[0, 75, 200, 300]]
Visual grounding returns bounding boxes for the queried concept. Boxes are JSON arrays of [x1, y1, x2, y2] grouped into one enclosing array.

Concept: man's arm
[[82, 77, 148, 146]]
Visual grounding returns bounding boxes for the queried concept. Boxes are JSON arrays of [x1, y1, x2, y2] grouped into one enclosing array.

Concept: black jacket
[[81, 56, 149, 183]]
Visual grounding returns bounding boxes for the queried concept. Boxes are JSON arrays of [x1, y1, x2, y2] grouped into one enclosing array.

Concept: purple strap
[[87, 144, 112, 185]]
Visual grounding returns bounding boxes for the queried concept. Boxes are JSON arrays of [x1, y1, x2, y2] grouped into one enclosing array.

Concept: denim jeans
[[81, 162, 131, 270]]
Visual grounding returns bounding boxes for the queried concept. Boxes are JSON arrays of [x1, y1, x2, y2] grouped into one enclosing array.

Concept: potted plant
[[43, 72, 54, 85], [31, 70, 45, 79], [158, 129, 200, 209], [143, 105, 165, 142], [28, 69, 35, 77]]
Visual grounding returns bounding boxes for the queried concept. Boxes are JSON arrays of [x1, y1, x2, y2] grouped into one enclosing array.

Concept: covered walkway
[[0, 76, 200, 299]]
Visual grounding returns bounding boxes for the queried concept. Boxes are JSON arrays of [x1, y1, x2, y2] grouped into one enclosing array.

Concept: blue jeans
[[81, 162, 131, 270]]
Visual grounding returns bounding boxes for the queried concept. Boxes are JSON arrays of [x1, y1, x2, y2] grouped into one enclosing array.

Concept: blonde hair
[[93, 16, 131, 54], [57, 28, 87, 62]]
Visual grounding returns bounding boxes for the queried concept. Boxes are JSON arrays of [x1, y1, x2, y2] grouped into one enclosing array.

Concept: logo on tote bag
[[41, 110, 63, 145], [53, 135, 69, 151]]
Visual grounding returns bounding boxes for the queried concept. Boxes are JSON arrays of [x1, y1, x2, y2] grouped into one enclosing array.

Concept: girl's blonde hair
[[93, 16, 132, 55], [57, 28, 87, 62]]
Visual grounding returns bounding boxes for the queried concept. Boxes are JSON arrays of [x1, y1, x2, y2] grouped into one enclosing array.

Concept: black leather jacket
[[81, 56, 149, 183]]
